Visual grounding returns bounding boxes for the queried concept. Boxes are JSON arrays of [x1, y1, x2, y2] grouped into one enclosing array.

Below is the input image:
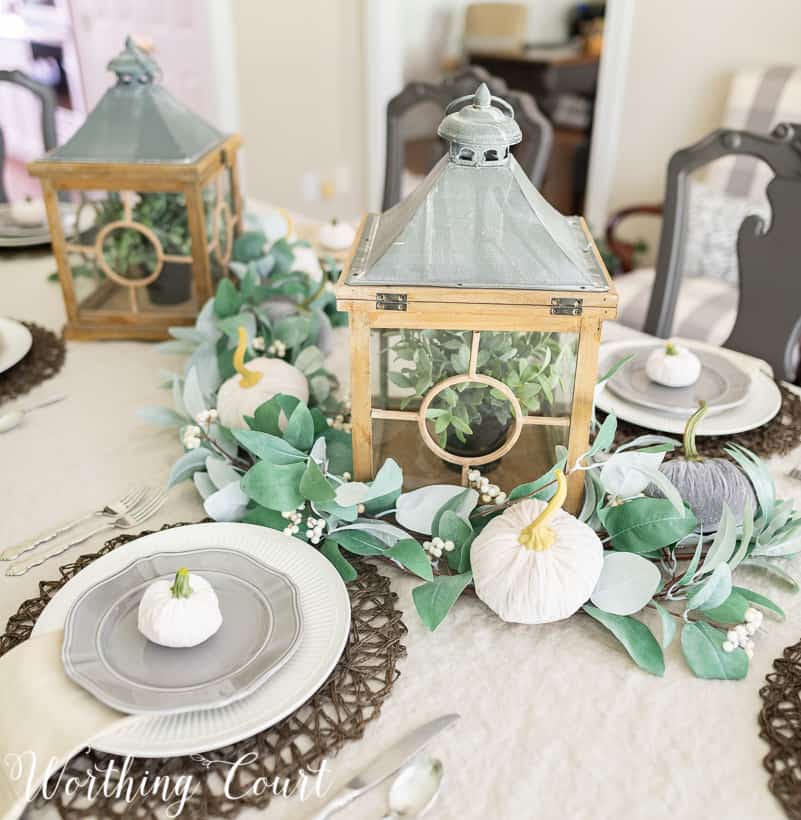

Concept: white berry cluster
[[304, 516, 327, 544], [195, 408, 218, 427], [252, 336, 266, 352], [281, 509, 304, 536], [327, 414, 352, 433], [268, 340, 287, 358], [722, 607, 764, 658], [423, 537, 455, 560], [467, 469, 507, 505], [182, 425, 202, 450]]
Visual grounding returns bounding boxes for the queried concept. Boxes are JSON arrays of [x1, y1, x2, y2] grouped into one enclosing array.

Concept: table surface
[[2, 248, 801, 820]]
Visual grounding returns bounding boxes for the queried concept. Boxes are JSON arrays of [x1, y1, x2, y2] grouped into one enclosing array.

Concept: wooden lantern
[[28, 37, 243, 341], [335, 84, 617, 512]]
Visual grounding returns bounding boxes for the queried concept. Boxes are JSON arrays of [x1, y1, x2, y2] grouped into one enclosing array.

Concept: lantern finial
[[437, 84, 522, 166], [107, 35, 161, 85], [474, 83, 492, 108]]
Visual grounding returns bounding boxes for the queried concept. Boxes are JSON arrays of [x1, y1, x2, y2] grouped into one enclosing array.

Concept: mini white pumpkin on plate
[[318, 218, 356, 252], [217, 327, 309, 430], [470, 470, 603, 624], [138, 568, 223, 648], [645, 342, 701, 388]]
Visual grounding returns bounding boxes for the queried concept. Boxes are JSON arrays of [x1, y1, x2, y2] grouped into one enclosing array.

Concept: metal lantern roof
[[46, 36, 225, 165], [347, 84, 608, 293]]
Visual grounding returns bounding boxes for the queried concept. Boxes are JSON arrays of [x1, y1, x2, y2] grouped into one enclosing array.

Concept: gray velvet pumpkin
[[646, 402, 756, 531]]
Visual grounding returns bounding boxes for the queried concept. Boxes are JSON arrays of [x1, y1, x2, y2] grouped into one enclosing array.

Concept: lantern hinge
[[376, 293, 408, 311], [550, 297, 583, 316]]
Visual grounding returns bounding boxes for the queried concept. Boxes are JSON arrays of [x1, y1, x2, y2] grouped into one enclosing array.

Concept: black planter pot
[[444, 414, 512, 471], [147, 261, 192, 305]]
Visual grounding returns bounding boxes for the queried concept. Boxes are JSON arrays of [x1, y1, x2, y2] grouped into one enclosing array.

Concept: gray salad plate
[[62, 547, 302, 715], [605, 343, 752, 415]]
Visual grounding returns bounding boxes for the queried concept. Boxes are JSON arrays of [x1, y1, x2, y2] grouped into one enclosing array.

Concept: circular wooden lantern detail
[[417, 373, 524, 467], [94, 220, 164, 287]]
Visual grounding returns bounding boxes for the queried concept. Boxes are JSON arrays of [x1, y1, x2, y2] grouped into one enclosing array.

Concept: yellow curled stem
[[518, 469, 568, 551], [234, 326, 263, 388]]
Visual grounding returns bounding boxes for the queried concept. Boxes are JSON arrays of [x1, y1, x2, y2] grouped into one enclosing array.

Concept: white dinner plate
[[34, 523, 351, 757], [597, 340, 782, 436], [0, 318, 33, 375]]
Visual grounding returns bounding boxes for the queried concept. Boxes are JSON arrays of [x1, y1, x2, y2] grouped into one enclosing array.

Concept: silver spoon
[[0, 394, 66, 433], [381, 756, 443, 820]]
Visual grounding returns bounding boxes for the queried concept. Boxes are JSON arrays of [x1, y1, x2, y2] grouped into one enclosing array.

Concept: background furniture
[[463, 2, 528, 55], [382, 67, 552, 210], [0, 70, 56, 204], [612, 123, 801, 383]]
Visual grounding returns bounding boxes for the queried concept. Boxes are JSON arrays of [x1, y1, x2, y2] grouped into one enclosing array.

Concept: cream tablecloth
[[1, 248, 801, 820]]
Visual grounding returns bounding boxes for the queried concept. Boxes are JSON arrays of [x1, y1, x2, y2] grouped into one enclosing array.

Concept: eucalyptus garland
[[141, 221, 801, 681]]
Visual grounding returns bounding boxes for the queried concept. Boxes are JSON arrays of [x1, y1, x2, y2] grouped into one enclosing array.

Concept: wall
[[589, 0, 801, 249], [230, 0, 367, 220]]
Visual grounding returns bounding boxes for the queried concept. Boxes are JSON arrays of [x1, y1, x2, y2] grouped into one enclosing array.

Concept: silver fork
[[7, 491, 168, 577], [0, 486, 148, 562]]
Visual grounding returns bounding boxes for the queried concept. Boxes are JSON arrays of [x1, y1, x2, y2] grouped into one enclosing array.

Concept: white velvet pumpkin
[[471, 473, 603, 624], [216, 327, 309, 430], [138, 569, 222, 648], [318, 219, 356, 251], [218, 358, 309, 430], [645, 342, 701, 387]]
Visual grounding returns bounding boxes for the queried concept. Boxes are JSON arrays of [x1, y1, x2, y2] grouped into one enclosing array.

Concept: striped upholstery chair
[[608, 65, 801, 355]]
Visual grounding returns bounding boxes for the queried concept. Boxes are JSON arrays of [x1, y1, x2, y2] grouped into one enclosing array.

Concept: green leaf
[[241, 461, 305, 511], [687, 564, 732, 612], [214, 278, 240, 318], [320, 539, 358, 582], [168, 447, 210, 487], [652, 601, 677, 648], [733, 586, 785, 620], [582, 605, 665, 676], [327, 529, 386, 556], [283, 403, 315, 452], [698, 590, 749, 624], [412, 571, 474, 631], [677, 533, 704, 587], [388, 538, 434, 581], [248, 398, 283, 436], [138, 406, 186, 427], [681, 622, 748, 680], [585, 413, 617, 460], [322, 428, 353, 476], [437, 510, 475, 572], [233, 429, 306, 464], [242, 505, 287, 530], [232, 230, 267, 263], [697, 505, 737, 577], [600, 498, 697, 553], [741, 558, 799, 591], [363, 458, 403, 514], [299, 458, 336, 502], [274, 315, 311, 349], [597, 353, 636, 385], [729, 499, 754, 570], [724, 443, 774, 522], [509, 456, 567, 501], [432, 488, 480, 534]]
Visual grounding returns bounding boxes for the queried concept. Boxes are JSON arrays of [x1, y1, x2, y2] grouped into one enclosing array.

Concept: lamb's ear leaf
[[582, 605, 665, 676], [412, 572, 474, 631]]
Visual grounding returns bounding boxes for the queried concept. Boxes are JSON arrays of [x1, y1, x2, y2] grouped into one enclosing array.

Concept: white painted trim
[[205, 0, 240, 133], [363, 0, 404, 211], [584, 0, 635, 233]]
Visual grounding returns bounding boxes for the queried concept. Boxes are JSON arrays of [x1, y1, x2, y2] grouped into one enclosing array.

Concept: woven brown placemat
[[760, 638, 801, 819], [0, 321, 65, 406], [0, 523, 407, 819], [607, 383, 801, 459]]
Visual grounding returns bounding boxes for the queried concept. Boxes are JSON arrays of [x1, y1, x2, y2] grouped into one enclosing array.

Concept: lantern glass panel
[[62, 189, 198, 317], [204, 172, 235, 281], [369, 325, 577, 491]]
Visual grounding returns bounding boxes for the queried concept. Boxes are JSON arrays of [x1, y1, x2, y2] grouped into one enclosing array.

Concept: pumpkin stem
[[170, 568, 193, 599], [665, 342, 678, 356], [518, 470, 568, 551], [233, 326, 263, 388], [683, 400, 708, 461]]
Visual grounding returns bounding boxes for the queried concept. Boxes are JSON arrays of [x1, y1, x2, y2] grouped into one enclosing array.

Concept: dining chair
[[0, 69, 58, 203], [382, 66, 552, 210], [616, 122, 801, 382]]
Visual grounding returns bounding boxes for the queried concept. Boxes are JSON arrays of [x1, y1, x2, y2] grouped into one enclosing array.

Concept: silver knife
[[310, 713, 459, 819]]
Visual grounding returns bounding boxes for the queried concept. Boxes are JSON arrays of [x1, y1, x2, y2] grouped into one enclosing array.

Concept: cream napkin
[[0, 630, 132, 820]]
